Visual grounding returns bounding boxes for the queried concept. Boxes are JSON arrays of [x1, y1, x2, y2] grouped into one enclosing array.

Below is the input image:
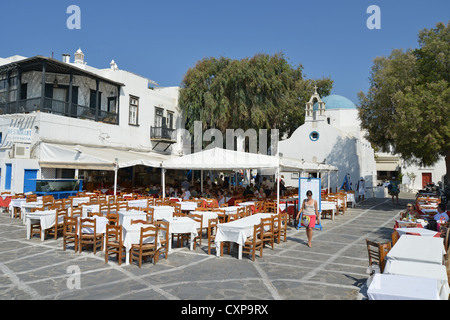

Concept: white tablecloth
[[383, 260, 450, 300], [149, 205, 174, 220], [26, 209, 57, 241], [386, 235, 445, 265], [190, 211, 218, 227], [346, 193, 356, 207], [78, 216, 109, 235], [367, 273, 441, 300], [126, 199, 148, 208], [122, 222, 160, 265], [394, 227, 440, 237], [215, 213, 276, 259], [71, 197, 90, 207], [21, 201, 44, 224], [118, 209, 147, 227], [179, 201, 198, 211], [81, 204, 99, 217], [163, 217, 198, 251], [321, 201, 336, 220]]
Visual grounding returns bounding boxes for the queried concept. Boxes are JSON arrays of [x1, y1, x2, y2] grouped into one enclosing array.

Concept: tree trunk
[[445, 150, 450, 187]]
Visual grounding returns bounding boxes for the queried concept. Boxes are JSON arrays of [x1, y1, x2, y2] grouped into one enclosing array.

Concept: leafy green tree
[[358, 22, 450, 182], [179, 52, 333, 146]]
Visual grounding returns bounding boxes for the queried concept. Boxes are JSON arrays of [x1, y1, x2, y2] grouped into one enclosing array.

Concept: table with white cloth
[[346, 193, 356, 207], [383, 260, 450, 300], [81, 204, 99, 217], [21, 201, 44, 225], [386, 235, 445, 265], [149, 205, 174, 220], [394, 227, 440, 237], [320, 201, 336, 220], [221, 206, 241, 215], [118, 209, 147, 227], [367, 273, 441, 300], [25, 209, 57, 241], [122, 222, 161, 265], [126, 199, 148, 208], [9, 198, 26, 218], [395, 219, 428, 228], [189, 211, 218, 228], [71, 197, 91, 207], [215, 213, 276, 259], [162, 216, 198, 252], [179, 201, 198, 211]]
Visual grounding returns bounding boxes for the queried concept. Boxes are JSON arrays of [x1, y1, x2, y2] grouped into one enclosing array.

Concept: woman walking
[[296, 190, 319, 248]]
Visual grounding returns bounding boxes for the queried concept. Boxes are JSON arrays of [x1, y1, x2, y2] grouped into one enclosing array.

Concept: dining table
[[383, 260, 450, 300], [122, 222, 161, 265], [149, 205, 174, 220], [21, 201, 44, 225], [162, 216, 198, 252], [25, 209, 58, 241], [367, 273, 441, 300], [394, 227, 440, 238], [385, 234, 445, 265], [320, 201, 337, 220], [215, 213, 276, 259], [179, 201, 198, 211], [118, 209, 147, 227]]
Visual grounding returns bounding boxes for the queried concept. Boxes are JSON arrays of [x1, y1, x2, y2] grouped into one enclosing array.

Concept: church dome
[[322, 95, 357, 109]]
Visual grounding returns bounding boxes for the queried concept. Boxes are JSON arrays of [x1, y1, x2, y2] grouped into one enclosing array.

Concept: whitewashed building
[[0, 49, 180, 193], [278, 89, 379, 196]]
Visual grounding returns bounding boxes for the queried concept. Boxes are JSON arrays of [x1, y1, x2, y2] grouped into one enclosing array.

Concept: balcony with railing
[[0, 98, 119, 125], [150, 126, 176, 151]]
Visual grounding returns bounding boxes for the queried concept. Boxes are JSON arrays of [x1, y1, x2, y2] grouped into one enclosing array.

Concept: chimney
[[62, 54, 70, 63], [74, 48, 85, 65]]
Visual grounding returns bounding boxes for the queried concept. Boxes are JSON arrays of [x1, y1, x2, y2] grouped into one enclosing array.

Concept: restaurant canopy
[[39, 142, 170, 170], [160, 147, 338, 172]]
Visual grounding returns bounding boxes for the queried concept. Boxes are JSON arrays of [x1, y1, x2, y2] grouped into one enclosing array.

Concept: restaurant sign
[[7, 127, 32, 143]]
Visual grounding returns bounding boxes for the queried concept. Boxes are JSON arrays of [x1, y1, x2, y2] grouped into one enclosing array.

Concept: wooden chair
[[46, 208, 68, 240], [227, 213, 238, 222], [106, 213, 119, 225], [108, 203, 118, 215], [279, 212, 288, 243], [117, 202, 128, 211], [88, 211, 102, 218], [188, 213, 203, 249], [272, 214, 281, 244], [264, 202, 277, 213], [99, 203, 109, 216], [237, 207, 246, 219], [207, 218, 220, 255], [391, 231, 400, 246], [366, 239, 392, 273], [26, 194, 37, 203], [63, 216, 78, 252], [255, 201, 264, 213], [242, 222, 264, 261], [154, 220, 169, 261], [29, 206, 45, 238], [214, 209, 226, 224], [70, 207, 82, 218], [130, 219, 150, 225], [79, 218, 104, 254], [129, 225, 159, 267], [261, 217, 274, 250], [105, 225, 126, 265], [143, 207, 154, 224]]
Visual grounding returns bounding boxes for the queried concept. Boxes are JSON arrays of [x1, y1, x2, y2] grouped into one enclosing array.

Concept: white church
[[278, 88, 447, 196], [279, 88, 378, 195]]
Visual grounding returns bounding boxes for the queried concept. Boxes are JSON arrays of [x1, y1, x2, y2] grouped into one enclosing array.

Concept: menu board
[[298, 177, 321, 212]]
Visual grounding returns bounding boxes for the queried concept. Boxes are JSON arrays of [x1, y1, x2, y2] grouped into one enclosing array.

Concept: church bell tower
[[305, 86, 326, 122]]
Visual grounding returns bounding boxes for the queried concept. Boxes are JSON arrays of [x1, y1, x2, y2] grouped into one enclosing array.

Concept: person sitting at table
[[400, 203, 420, 221], [257, 187, 266, 200], [426, 203, 449, 231], [242, 186, 254, 198], [181, 187, 191, 200], [217, 189, 225, 207]]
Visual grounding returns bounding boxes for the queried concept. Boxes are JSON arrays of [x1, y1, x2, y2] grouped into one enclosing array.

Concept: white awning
[[39, 143, 170, 171]]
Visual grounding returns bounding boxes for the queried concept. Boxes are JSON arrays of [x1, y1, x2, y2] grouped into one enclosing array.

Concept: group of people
[[399, 202, 449, 231]]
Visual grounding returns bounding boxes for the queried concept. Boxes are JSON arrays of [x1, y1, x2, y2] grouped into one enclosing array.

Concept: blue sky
[[1, 0, 449, 104]]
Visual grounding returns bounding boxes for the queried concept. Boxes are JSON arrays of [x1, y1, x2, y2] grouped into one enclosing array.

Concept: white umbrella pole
[[276, 168, 280, 214], [113, 168, 117, 196], [162, 168, 166, 201]]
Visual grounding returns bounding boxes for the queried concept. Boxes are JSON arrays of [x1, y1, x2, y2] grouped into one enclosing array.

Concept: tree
[[358, 22, 450, 183], [179, 52, 333, 149]]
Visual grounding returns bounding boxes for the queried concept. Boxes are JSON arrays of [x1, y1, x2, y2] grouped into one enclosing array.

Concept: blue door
[[23, 169, 38, 193], [5, 164, 12, 190]]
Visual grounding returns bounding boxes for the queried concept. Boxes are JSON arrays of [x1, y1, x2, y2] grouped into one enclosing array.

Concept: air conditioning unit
[[13, 143, 31, 159]]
